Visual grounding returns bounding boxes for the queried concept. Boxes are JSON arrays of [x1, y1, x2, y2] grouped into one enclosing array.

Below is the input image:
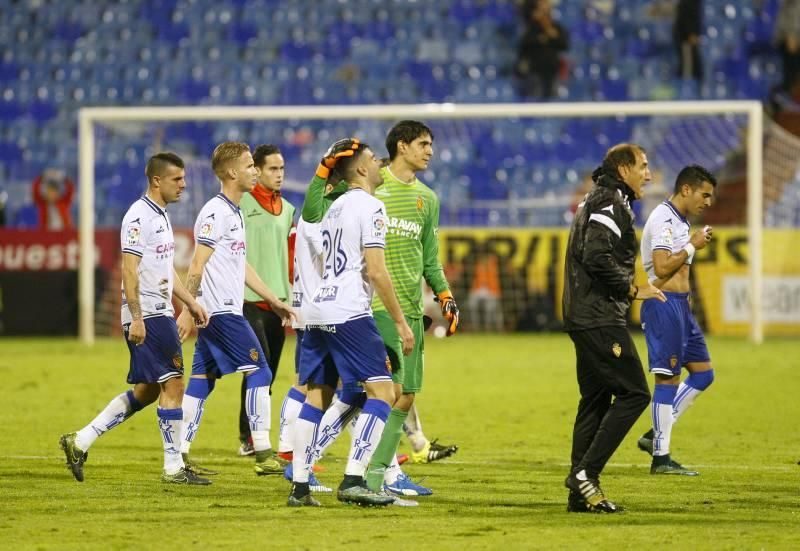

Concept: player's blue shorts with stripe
[[192, 313, 270, 379], [299, 315, 391, 392], [641, 291, 710, 377], [294, 328, 304, 374], [124, 315, 183, 384]]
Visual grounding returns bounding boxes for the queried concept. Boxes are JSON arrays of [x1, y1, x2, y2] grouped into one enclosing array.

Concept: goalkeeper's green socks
[[365, 408, 408, 492]]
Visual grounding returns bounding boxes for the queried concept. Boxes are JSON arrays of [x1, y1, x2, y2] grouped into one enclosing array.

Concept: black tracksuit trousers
[[568, 326, 651, 479]]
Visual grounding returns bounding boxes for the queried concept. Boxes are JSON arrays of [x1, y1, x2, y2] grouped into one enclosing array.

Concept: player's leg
[[405, 402, 459, 464], [60, 317, 179, 482], [565, 328, 649, 513], [238, 304, 271, 456], [326, 317, 395, 507], [672, 311, 713, 425], [312, 388, 365, 463], [287, 327, 335, 506], [158, 376, 210, 485], [365, 311, 410, 492], [277, 329, 307, 461]]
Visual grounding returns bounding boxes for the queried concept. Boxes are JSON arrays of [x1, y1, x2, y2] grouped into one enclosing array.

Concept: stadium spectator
[[32, 169, 74, 230], [467, 243, 504, 332], [636, 165, 716, 476], [562, 143, 666, 513], [287, 139, 413, 507], [235, 144, 296, 461], [59, 152, 211, 485], [674, 0, 703, 84], [176, 142, 295, 478], [775, 0, 800, 92], [514, 0, 570, 100]]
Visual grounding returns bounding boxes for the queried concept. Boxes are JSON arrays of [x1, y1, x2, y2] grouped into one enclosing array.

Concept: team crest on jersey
[[670, 355, 678, 368], [416, 196, 424, 210], [612, 342, 622, 358], [172, 355, 184, 370], [249, 348, 259, 362], [125, 225, 141, 246], [199, 222, 214, 238]]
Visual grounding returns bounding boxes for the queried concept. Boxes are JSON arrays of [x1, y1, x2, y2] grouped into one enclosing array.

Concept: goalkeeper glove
[[434, 290, 459, 337], [315, 138, 361, 179]]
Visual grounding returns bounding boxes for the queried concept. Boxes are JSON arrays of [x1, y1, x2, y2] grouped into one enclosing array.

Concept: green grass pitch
[[0, 334, 798, 549]]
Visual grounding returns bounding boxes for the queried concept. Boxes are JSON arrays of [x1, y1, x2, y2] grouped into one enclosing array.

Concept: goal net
[[77, 101, 789, 344]]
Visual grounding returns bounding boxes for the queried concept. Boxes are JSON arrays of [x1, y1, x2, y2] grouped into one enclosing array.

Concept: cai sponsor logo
[[230, 241, 246, 253], [155, 242, 176, 255]]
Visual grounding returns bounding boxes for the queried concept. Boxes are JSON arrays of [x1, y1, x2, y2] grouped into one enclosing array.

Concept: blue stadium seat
[[13, 204, 39, 228]]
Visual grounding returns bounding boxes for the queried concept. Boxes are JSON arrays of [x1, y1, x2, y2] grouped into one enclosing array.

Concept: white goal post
[[77, 101, 764, 345]]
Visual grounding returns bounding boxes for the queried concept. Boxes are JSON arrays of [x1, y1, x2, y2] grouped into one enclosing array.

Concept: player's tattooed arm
[[122, 252, 146, 344], [121, 252, 143, 320], [184, 243, 215, 297]]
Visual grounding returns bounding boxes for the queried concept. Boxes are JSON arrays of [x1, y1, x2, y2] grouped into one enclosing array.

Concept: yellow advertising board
[[438, 227, 800, 336]]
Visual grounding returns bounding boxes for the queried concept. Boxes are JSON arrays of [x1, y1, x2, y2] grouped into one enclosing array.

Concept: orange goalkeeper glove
[[315, 137, 361, 179], [434, 290, 460, 337]]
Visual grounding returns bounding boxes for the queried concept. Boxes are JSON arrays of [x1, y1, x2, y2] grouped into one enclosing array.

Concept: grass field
[[1, 333, 798, 550]]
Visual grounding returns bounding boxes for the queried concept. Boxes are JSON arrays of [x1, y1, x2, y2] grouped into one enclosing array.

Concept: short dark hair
[[145, 152, 184, 183], [253, 144, 282, 168], [385, 120, 434, 160], [601, 143, 646, 180], [674, 164, 717, 193], [329, 142, 371, 183]]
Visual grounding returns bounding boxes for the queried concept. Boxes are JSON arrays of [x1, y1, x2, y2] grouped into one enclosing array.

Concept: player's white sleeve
[[194, 206, 224, 249], [121, 208, 146, 257], [362, 200, 387, 249]]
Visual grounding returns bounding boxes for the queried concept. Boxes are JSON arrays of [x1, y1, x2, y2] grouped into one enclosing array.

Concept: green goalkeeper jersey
[[371, 166, 449, 319]]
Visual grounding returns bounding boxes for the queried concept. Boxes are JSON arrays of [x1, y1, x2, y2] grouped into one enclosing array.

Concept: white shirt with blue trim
[[120, 195, 175, 324], [641, 200, 692, 283], [193, 193, 247, 317], [291, 217, 325, 329], [306, 189, 388, 325]]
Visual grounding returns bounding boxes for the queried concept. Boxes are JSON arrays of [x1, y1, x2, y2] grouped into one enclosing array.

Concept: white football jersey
[[291, 217, 325, 329], [641, 200, 692, 283], [120, 195, 175, 324], [305, 189, 388, 325], [194, 193, 247, 316]]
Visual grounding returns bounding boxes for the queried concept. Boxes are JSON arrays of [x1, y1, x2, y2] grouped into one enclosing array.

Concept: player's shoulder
[[644, 202, 673, 224], [122, 198, 155, 225]]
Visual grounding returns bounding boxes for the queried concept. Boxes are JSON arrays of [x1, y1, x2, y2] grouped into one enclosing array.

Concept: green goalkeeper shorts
[[373, 311, 425, 394]]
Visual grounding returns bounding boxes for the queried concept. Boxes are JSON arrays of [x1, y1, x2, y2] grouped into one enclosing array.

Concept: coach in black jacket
[[562, 143, 666, 513]]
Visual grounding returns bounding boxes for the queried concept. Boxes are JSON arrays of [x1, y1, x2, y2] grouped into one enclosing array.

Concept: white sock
[[403, 403, 428, 453], [246, 384, 271, 452], [313, 397, 360, 462], [344, 401, 390, 477], [651, 402, 674, 457], [157, 407, 184, 474], [384, 454, 403, 485], [293, 404, 323, 484], [75, 392, 137, 451], [180, 394, 206, 455], [278, 387, 305, 453], [672, 382, 704, 423]]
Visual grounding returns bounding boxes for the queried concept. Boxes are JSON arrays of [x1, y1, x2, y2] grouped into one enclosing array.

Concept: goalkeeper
[[302, 123, 459, 497]]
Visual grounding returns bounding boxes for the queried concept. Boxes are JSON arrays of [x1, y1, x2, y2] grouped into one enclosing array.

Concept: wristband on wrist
[[683, 243, 696, 258]]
